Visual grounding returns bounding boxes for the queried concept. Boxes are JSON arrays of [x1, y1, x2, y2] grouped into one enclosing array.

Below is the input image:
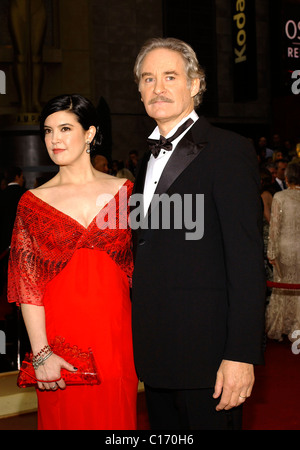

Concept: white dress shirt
[[143, 110, 199, 216], [275, 177, 286, 190]]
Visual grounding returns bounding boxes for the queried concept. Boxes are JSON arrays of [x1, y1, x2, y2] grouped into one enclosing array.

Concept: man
[[257, 136, 273, 161], [265, 162, 277, 184], [131, 38, 266, 430], [272, 159, 288, 192], [0, 167, 27, 365], [91, 154, 109, 174], [127, 150, 139, 177], [0, 166, 25, 254]]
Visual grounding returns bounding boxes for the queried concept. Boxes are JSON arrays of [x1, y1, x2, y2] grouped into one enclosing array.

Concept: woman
[[272, 150, 283, 162], [7, 94, 138, 429], [266, 162, 300, 341], [260, 168, 274, 223], [260, 168, 274, 294]]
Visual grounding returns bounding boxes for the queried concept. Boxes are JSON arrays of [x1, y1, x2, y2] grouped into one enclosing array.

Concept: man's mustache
[[148, 96, 174, 105]]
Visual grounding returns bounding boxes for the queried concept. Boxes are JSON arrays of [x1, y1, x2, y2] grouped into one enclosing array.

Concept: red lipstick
[[53, 148, 65, 154]]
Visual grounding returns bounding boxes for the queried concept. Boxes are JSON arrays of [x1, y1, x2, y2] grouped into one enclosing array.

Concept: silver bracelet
[[32, 351, 53, 370]]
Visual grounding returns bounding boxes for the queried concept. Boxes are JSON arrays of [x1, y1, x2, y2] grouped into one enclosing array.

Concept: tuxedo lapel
[[153, 116, 210, 197], [146, 126, 206, 219], [133, 118, 209, 229], [154, 134, 205, 197]]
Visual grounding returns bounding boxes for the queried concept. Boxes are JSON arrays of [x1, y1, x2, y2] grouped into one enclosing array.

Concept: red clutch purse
[[17, 337, 101, 388]]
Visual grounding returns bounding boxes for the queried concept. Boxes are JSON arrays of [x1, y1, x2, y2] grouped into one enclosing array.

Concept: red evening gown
[[7, 180, 138, 430]]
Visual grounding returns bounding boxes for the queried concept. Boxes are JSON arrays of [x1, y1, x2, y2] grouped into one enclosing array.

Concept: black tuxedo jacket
[[131, 116, 266, 390], [272, 179, 285, 193]]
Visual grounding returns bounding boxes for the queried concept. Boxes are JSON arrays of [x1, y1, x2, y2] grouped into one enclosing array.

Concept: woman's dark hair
[[286, 161, 300, 185], [39, 94, 101, 151], [259, 168, 273, 194], [5, 166, 23, 184]]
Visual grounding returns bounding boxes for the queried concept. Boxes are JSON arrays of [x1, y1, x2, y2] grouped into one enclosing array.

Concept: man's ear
[[190, 78, 200, 98]]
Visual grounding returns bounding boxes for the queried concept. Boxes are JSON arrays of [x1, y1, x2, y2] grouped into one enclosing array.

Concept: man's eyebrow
[[164, 70, 178, 75], [141, 72, 153, 78], [141, 70, 178, 78]]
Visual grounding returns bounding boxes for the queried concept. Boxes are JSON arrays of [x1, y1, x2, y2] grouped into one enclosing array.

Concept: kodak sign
[[232, 0, 257, 101], [233, 1, 247, 63]]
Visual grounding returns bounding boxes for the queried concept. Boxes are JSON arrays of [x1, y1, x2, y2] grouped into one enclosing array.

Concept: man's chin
[[146, 107, 174, 122]]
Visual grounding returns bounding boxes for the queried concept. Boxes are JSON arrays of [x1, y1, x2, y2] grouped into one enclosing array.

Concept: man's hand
[[213, 360, 254, 411]]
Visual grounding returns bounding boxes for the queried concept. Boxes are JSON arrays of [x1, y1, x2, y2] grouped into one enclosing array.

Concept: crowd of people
[[256, 134, 300, 344], [91, 150, 138, 182]]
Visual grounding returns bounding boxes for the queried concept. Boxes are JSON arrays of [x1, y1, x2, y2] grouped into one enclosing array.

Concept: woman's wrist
[[32, 344, 53, 370]]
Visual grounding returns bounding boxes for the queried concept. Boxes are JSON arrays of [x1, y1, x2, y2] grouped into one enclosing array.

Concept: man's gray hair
[[134, 37, 206, 107]]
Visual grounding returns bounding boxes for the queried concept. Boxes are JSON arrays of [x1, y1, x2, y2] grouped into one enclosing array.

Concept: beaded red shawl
[[7, 180, 133, 306]]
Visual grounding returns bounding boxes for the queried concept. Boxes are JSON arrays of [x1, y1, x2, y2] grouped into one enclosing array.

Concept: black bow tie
[[147, 118, 194, 158]]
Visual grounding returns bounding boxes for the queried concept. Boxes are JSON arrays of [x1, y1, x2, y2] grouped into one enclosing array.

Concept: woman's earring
[[86, 141, 91, 154]]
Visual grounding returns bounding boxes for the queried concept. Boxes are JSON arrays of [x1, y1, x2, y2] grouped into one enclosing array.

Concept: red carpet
[[243, 338, 300, 430], [137, 391, 150, 430], [1, 338, 298, 430], [137, 338, 300, 430]]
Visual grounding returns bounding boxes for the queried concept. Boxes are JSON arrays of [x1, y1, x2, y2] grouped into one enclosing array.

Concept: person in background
[[116, 167, 135, 182], [271, 133, 282, 152], [0, 166, 25, 255], [265, 162, 277, 184], [0, 167, 27, 368], [272, 150, 283, 162], [127, 150, 139, 177], [91, 153, 109, 174], [266, 162, 300, 342], [260, 168, 275, 301], [0, 173, 7, 191], [257, 136, 273, 162], [272, 159, 288, 192]]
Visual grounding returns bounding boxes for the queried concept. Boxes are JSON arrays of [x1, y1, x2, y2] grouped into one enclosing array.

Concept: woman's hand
[[35, 353, 77, 391]]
